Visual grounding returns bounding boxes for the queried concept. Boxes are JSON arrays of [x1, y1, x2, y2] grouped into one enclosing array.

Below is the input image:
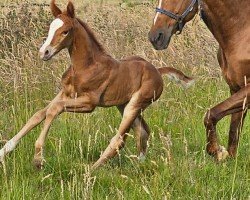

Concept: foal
[[0, 0, 193, 169]]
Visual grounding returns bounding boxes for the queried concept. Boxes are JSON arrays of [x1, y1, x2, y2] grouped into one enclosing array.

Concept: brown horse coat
[[149, 0, 250, 161], [0, 0, 193, 169]]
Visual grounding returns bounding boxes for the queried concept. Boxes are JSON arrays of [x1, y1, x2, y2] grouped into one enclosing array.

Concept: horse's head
[[148, 0, 198, 50], [39, 0, 75, 61]]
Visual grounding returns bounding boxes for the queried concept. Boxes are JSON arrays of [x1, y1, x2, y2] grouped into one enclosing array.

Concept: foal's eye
[[62, 30, 69, 36]]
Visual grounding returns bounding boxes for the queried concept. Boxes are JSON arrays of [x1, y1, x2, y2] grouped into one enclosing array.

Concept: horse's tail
[[158, 67, 195, 89]]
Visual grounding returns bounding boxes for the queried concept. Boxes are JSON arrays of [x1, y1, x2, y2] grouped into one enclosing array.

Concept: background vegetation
[[0, 0, 249, 199]]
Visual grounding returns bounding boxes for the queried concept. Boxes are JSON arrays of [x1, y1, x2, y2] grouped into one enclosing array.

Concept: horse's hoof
[[91, 160, 103, 171], [0, 150, 5, 163], [0, 157, 4, 164], [138, 153, 146, 162], [32, 157, 44, 170], [216, 145, 229, 161]]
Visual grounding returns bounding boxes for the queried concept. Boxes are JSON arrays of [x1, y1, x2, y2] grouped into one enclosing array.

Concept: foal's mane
[[76, 18, 105, 53]]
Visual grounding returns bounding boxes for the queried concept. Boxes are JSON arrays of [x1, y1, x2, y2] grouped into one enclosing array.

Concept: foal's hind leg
[[132, 116, 150, 161], [204, 85, 250, 161], [117, 105, 150, 161], [92, 94, 149, 170]]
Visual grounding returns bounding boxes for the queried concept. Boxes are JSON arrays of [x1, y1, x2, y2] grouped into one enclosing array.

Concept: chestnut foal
[[149, 0, 250, 161], [0, 0, 193, 170]]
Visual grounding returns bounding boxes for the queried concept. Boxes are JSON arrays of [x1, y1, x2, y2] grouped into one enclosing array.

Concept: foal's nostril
[[45, 50, 49, 56]]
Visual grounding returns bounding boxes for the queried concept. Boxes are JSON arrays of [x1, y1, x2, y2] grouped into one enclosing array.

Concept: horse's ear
[[50, 0, 62, 17], [67, 1, 75, 18]]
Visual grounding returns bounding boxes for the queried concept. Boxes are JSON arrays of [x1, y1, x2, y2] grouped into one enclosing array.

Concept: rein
[[155, 0, 198, 34]]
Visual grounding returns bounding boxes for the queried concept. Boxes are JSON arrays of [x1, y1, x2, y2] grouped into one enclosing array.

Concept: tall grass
[[0, 1, 249, 199]]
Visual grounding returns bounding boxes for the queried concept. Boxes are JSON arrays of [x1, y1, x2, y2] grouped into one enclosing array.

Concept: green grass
[[0, 1, 249, 199], [0, 76, 249, 199]]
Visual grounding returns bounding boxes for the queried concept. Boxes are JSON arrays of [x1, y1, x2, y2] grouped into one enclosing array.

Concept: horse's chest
[[61, 71, 88, 98], [223, 64, 250, 91]]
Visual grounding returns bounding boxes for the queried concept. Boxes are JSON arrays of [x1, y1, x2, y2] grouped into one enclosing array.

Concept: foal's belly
[[98, 86, 132, 107]]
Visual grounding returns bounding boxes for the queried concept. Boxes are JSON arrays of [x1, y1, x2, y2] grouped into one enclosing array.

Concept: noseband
[[156, 0, 198, 34]]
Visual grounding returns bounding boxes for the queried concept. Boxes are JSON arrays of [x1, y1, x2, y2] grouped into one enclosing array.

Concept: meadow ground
[[0, 0, 249, 199]]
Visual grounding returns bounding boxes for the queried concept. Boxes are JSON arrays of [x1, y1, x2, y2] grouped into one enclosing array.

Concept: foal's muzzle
[[39, 46, 55, 61]]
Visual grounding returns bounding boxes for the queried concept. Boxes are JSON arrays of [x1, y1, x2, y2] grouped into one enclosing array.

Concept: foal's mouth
[[40, 47, 58, 61], [41, 54, 53, 61]]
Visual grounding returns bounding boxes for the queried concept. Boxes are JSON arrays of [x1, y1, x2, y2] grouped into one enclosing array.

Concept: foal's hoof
[[138, 153, 146, 162], [33, 157, 44, 170], [0, 150, 5, 163], [0, 156, 4, 164], [216, 146, 229, 162], [91, 159, 105, 171]]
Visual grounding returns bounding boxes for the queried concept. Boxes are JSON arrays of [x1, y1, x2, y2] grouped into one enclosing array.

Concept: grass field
[[0, 0, 249, 199]]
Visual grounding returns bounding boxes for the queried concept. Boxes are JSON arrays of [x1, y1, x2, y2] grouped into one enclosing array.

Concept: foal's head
[[148, 0, 198, 50], [39, 0, 76, 61]]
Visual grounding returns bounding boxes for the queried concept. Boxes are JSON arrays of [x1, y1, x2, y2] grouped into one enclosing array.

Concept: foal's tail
[[158, 67, 195, 89]]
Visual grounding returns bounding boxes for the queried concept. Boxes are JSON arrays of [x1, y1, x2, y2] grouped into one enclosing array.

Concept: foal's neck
[[69, 19, 105, 71], [202, 0, 250, 50]]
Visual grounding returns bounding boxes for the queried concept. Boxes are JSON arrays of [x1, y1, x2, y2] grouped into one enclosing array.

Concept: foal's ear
[[50, 0, 62, 17], [67, 1, 75, 18]]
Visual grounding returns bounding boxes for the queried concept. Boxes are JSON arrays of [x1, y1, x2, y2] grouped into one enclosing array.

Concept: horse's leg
[[132, 116, 150, 161], [117, 105, 150, 161], [33, 95, 94, 169], [204, 85, 250, 161], [227, 110, 247, 157], [0, 107, 48, 162], [33, 103, 64, 168], [216, 48, 247, 157], [225, 87, 248, 157], [0, 92, 66, 162], [92, 94, 148, 170], [0, 91, 67, 162]]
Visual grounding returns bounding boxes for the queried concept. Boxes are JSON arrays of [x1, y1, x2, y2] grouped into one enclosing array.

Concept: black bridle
[[155, 0, 198, 34]]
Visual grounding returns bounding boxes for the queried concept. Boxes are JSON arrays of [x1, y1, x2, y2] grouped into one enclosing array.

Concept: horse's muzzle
[[148, 29, 172, 50], [39, 46, 55, 61]]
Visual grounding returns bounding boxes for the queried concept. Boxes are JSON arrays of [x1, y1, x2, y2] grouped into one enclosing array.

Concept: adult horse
[[149, 0, 250, 161], [0, 0, 194, 169]]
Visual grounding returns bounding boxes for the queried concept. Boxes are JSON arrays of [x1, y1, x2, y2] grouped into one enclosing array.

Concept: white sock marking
[[154, 0, 163, 25], [0, 138, 17, 160], [138, 152, 146, 162], [0, 149, 4, 160], [40, 18, 64, 53]]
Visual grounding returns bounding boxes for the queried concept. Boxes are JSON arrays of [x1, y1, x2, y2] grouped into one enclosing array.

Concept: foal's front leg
[[0, 92, 63, 162], [33, 95, 94, 169], [33, 102, 64, 168], [0, 107, 48, 162]]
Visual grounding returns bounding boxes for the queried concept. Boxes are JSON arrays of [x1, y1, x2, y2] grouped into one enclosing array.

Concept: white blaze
[[154, 0, 163, 25], [39, 18, 64, 53]]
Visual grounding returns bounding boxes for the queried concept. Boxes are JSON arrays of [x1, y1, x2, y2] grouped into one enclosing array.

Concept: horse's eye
[[62, 30, 69, 36]]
